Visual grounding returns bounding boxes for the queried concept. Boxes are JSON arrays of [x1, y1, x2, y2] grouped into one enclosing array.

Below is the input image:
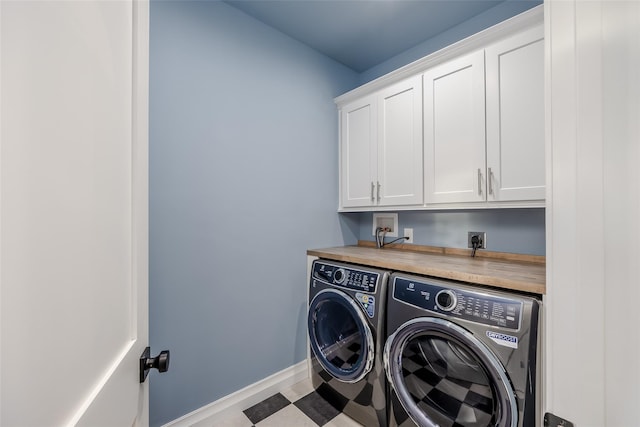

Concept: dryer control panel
[[312, 261, 378, 293], [393, 277, 522, 330]]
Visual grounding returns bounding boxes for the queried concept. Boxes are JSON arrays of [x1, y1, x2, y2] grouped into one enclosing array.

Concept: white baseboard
[[162, 360, 309, 427]]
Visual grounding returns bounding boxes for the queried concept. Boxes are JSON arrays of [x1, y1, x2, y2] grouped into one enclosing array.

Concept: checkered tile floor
[[214, 379, 364, 427]]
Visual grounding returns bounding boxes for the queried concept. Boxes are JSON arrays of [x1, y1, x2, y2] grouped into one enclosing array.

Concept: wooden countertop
[[307, 242, 546, 295]]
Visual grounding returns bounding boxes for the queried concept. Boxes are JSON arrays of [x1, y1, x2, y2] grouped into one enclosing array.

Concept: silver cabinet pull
[[376, 181, 381, 202], [477, 169, 483, 196], [488, 167, 494, 195], [371, 182, 375, 202]]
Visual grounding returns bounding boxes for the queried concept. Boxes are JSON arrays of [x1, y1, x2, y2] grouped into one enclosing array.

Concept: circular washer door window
[[308, 289, 374, 383], [384, 317, 517, 427]]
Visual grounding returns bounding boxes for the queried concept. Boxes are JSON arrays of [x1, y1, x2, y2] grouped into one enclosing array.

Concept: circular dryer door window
[[384, 317, 517, 427], [308, 289, 374, 383]]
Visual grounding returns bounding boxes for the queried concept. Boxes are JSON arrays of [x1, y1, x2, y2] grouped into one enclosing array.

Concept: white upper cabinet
[[424, 24, 544, 206], [340, 94, 378, 208], [485, 25, 545, 202], [336, 6, 543, 211], [424, 51, 486, 204], [340, 76, 422, 208], [377, 75, 423, 206]]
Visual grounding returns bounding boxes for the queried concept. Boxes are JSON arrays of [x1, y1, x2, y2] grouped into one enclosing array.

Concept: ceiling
[[224, 0, 506, 72]]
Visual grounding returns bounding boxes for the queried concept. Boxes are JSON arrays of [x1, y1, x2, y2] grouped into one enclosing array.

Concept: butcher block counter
[[307, 241, 546, 295]]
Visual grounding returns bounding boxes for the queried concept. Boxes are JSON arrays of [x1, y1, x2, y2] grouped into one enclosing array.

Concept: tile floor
[[215, 379, 364, 427]]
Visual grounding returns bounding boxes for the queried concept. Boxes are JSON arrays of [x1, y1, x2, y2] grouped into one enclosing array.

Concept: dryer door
[[384, 317, 517, 427], [308, 289, 374, 383]]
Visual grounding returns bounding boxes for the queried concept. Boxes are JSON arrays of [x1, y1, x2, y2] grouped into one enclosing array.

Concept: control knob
[[435, 289, 457, 312], [333, 268, 346, 284]]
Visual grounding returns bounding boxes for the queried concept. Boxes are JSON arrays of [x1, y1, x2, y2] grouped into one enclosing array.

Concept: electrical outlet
[[372, 213, 398, 237], [403, 228, 414, 243], [467, 231, 487, 249]]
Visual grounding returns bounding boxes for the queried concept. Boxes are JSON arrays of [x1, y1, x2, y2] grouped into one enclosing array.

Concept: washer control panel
[[312, 261, 378, 293], [393, 277, 522, 330]]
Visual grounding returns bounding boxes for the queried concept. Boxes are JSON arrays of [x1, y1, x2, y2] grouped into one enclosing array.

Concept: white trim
[[0, 2, 4, 422], [132, 1, 150, 425], [335, 5, 543, 107], [542, 0, 553, 416], [338, 200, 545, 213], [162, 361, 309, 427]]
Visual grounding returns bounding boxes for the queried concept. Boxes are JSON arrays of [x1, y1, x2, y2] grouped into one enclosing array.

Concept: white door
[[1, 1, 150, 426], [377, 75, 423, 206], [340, 94, 377, 208], [485, 25, 545, 202], [424, 50, 486, 204]]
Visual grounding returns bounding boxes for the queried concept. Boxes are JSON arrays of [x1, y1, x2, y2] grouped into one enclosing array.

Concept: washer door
[[384, 317, 517, 427], [308, 289, 374, 383]]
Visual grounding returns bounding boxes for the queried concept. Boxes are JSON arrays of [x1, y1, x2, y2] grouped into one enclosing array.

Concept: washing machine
[[384, 272, 540, 427], [307, 259, 390, 427]]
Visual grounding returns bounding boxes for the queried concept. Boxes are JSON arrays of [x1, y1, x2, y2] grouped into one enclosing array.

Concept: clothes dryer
[[308, 260, 390, 427], [384, 273, 540, 427]]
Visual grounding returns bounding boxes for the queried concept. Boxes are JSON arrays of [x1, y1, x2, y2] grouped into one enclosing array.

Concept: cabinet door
[[486, 25, 545, 201], [340, 95, 377, 208], [424, 51, 486, 204], [377, 75, 423, 206]]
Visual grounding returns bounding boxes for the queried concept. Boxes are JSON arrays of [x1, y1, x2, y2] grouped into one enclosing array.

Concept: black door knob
[[139, 347, 170, 383]]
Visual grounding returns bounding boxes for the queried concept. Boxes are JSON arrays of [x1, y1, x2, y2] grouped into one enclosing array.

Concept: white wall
[[545, 1, 640, 425]]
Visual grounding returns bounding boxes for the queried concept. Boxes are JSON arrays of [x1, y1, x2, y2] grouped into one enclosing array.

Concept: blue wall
[[149, 1, 545, 425], [352, 209, 545, 255], [359, 0, 542, 84], [149, 2, 358, 425]]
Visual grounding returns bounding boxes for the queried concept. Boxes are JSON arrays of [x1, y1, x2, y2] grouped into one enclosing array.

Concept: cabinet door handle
[[477, 169, 483, 196], [488, 167, 494, 196], [376, 181, 381, 202], [371, 182, 375, 202]]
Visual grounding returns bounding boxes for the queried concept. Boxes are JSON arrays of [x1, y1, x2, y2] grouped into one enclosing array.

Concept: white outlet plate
[[404, 228, 414, 243], [372, 213, 398, 237]]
